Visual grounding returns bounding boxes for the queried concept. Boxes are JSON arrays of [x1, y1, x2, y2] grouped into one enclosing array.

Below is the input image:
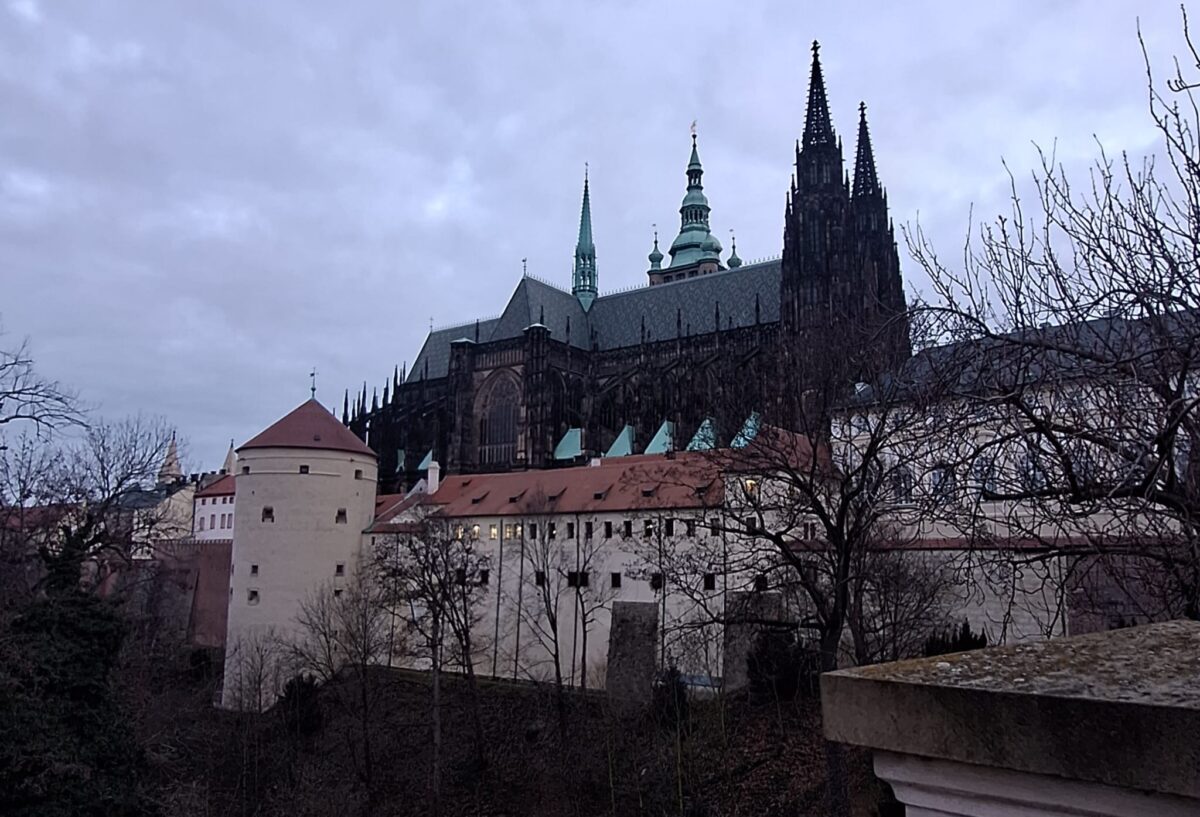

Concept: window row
[[239, 466, 366, 480], [456, 517, 715, 541], [200, 496, 232, 506], [197, 512, 233, 532], [257, 506, 348, 524]]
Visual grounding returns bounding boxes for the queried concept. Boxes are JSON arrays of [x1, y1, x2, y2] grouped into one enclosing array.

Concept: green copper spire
[[648, 227, 663, 270], [573, 166, 597, 310], [727, 230, 742, 268], [667, 129, 721, 270]]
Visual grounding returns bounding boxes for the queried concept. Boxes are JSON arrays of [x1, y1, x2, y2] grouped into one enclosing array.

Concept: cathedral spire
[[648, 227, 663, 270], [572, 166, 598, 311], [665, 127, 721, 275], [852, 102, 880, 199], [802, 41, 835, 148]]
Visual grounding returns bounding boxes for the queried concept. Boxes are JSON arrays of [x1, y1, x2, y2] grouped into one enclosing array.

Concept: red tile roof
[[195, 474, 235, 498], [238, 399, 374, 457], [425, 452, 722, 518]]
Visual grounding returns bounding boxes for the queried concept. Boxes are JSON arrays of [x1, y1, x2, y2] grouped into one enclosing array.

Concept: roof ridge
[[431, 315, 501, 333], [595, 257, 782, 301]]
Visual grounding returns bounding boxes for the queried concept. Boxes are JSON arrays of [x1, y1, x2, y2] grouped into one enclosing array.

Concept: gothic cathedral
[[346, 44, 909, 489]]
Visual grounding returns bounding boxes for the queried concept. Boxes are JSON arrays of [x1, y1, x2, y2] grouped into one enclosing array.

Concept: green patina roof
[[644, 420, 676, 454], [418, 449, 434, 470], [731, 412, 762, 449], [604, 424, 636, 457], [686, 418, 718, 451], [554, 427, 583, 460], [573, 170, 597, 310]]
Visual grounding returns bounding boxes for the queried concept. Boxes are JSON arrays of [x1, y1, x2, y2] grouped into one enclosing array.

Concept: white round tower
[[221, 399, 377, 708]]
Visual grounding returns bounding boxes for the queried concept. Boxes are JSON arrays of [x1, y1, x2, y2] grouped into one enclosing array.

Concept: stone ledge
[[821, 621, 1200, 799]]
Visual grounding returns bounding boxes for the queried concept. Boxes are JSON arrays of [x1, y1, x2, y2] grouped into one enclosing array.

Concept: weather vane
[[690, 119, 697, 137], [309, 367, 318, 399]]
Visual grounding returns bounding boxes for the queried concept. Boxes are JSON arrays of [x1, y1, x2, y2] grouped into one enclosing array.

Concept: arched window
[[478, 376, 520, 466]]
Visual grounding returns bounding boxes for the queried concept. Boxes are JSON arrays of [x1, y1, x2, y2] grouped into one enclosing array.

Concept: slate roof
[[240, 399, 376, 457], [406, 259, 782, 381]]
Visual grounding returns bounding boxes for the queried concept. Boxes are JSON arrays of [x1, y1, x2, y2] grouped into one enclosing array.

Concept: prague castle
[[346, 43, 909, 488]]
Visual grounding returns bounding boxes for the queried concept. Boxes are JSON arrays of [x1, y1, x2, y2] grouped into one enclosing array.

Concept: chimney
[[427, 460, 441, 494]]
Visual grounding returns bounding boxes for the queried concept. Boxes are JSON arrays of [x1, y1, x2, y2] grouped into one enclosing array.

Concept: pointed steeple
[[342, 389, 350, 424], [852, 102, 880, 199], [572, 166, 598, 310], [221, 439, 236, 475], [157, 433, 182, 484], [727, 230, 742, 268], [648, 228, 663, 270], [803, 41, 834, 148], [666, 128, 721, 272]]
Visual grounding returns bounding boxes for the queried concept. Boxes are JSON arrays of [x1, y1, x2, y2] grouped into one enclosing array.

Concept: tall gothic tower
[[781, 42, 910, 373]]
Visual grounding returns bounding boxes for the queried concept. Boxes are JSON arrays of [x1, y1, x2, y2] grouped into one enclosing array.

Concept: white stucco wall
[[221, 446, 377, 708]]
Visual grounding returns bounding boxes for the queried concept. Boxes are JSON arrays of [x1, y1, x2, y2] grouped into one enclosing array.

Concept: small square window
[[354, 469, 363, 480], [250, 564, 259, 576], [604, 521, 613, 538], [242, 466, 250, 475], [335, 563, 345, 577], [703, 573, 716, 591], [534, 570, 546, 587], [247, 589, 260, 605], [336, 508, 348, 524], [261, 506, 274, 523], [299, 465, 309, 474], [650, 573, 664, 591], [201, 498, 207, 506], [479, 569, 490, 586], [333, 588, 343, 598], [610, 572, 622, 589]]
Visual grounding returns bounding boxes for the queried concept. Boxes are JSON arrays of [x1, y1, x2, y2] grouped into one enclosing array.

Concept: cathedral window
[[479, 375, 520, 466]]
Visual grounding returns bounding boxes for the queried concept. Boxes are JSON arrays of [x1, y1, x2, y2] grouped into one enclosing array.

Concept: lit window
[[514, 523, 523, 538], [743, 478, 758, 496], [504, 524, 514, 538], [335, 508, 347, 524], [471, 524, 480, 539], [489, 524, 498, 540], [455, 525, 464, 540]]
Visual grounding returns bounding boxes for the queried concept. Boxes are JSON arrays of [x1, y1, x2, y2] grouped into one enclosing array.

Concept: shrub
[[923, 619, 987, 657], [746, 628, 821, 702]]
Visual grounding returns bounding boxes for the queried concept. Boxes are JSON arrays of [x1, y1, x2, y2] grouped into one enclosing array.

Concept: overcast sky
[[0, 1, 1187, 470]]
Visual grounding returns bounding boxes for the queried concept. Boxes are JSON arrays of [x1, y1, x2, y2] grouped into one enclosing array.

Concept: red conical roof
[[238, 399, 375, 457]]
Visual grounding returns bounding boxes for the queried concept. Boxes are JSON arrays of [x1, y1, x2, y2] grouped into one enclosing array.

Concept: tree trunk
[[431, 617, 442, 817]]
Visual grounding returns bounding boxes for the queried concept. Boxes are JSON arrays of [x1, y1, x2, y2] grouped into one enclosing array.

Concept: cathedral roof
[[239, 399, 375, 457], [406, 259, 782, 381]]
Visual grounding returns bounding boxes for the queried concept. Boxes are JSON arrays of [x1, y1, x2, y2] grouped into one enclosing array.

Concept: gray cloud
[[0, 0, 1185, 469]]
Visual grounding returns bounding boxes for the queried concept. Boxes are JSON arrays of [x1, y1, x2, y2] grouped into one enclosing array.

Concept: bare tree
[[375, 516, 490, 815], [286, 577, 393, 813], [0, 334, 81, 432], [907, 11, 1200, 624]]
